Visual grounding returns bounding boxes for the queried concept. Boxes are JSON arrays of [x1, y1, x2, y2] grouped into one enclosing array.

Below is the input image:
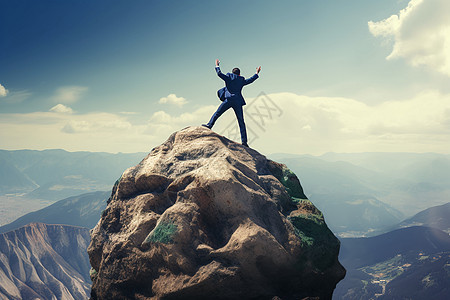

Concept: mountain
[[0, 191, 109, 234], [88, 126, 345, 299], [270, 153, 450, 235], [378, 254, 449, 300], [268, 155, 403, 236], [25, 176, 110, 201], [0, 223, 91, 300], [396, 202, 450, 233], [312, 194, 402, 237], [334, 226, 450, 299], [0, 156, 38, 194], [339, 226, 450, 269], [268, 155, 386, 196], [318, 152, 450, 217], [366, 201, 450, 237], [0, 149, 145, 200]]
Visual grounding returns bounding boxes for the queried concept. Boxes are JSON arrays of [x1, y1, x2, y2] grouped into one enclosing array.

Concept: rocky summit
[[88, 126, 345, 300]]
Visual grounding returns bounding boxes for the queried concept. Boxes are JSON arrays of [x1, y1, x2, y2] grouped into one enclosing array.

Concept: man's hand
[[215, 59, 220, 67], [256, 66, 261, 74]]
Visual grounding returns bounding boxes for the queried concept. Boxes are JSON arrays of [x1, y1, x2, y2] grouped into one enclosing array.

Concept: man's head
[[232, 67, 241, 75]]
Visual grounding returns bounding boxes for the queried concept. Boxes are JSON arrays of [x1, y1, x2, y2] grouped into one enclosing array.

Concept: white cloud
[[50, 104, 73, 114], [1, 91, 449, 154], [52, 86, 88, 104], [0, 83, 8, 97], [368, 0, 450, 76], [147, 92, 450, 154], [149, 111, 172, 123], [146, 105, 216, 138], [61, 113, 133, 134], [158, 94, 187, 107], [149, 106, 215, 125], [62, 120, 90, 133], [0, 111, 142, 152], [245, 91, 450, 154]]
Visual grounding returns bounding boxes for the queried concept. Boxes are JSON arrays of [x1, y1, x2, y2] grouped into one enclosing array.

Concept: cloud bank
[[369, 0, 450, 76], [0, 91, 449, 154], [151, 91, 450, 154], [158, 94, 187, 107]]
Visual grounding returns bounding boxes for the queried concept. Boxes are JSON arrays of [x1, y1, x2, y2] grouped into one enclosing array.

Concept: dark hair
[[232, 67, 240, 75]]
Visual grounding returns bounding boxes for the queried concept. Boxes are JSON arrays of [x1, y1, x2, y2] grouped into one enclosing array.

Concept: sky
[[1, 0, 449, 155]]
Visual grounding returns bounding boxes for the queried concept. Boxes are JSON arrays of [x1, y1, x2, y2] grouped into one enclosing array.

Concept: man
[[203, 59, 261, 147]]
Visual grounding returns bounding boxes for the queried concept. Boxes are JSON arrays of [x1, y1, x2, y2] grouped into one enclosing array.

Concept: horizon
[[2, 143, 450, 157], [1, 0, 450, 155]]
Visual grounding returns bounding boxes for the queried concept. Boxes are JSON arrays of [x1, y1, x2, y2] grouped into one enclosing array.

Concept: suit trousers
[[207, 98, 248, 143]]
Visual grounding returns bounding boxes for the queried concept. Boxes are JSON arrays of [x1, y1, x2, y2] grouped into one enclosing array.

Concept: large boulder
[[88, 126, 345, 299]]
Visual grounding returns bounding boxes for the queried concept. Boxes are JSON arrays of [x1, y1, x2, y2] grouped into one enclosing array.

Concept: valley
[[0, 195, 53, 226]]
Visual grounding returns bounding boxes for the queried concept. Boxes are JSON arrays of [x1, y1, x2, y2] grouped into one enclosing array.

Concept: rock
[[0, 223, 91, 300], [88, 126, 345, 300]]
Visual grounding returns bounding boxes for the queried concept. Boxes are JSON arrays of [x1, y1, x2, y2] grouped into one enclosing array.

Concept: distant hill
[[0, 149, 144, 199], [0, 156, 38, 194], [339, 226, 450, 269], [318, 152, 450, 217], [0, 223, 91, 300], [380, 254, 450, 300], [367, 202, 450, 237], [0, 191, 109, 234], [269, 155, 403, 236], [3, 150, 449, 236], [312, 194, 402, 237], [334, 226, 450, 299], [270, 153, 450, 235], [396, 202, 450, 233]]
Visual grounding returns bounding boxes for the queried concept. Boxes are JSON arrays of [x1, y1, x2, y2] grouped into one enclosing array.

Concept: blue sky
[[1, 0, 449, 154]]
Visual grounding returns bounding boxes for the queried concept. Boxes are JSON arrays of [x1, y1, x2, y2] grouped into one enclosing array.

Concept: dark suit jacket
[[215, 66, 258, 105], [217, 86, 227, 101]]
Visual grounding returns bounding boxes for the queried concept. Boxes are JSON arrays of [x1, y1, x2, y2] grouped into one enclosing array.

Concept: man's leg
[[206, 100, 232, 128], [232, 104, 248, 144]]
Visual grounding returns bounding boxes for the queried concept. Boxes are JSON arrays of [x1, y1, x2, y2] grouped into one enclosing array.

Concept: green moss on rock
[[90, 267, 98, 278], [145, 220, 178, 244], [268, 161, 307, 200], [289, 214, 326, 246], [289, 213, 340, 271]]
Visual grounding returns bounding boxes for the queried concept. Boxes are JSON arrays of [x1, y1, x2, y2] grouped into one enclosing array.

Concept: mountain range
[[270, 152, 450, 236], [0, 149, 144, 199], [0, 148, 449, 299], [0, 149, 143, 226], [0, 223, 91, 300], [0, 191, 109, 234], [2, 149, 448, 238], [334, 226, 450, 299], [395, 202, 450, 233]]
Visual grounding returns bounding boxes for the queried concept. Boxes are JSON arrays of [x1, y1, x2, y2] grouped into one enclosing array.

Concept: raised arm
[[244, 66, 261, 85], [215, 59, 228, 81]]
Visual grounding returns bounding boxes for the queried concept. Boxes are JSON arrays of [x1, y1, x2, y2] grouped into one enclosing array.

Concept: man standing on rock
[[203, 59, 261, 147]]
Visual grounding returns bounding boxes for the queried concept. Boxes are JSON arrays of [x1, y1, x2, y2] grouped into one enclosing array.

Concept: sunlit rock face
[[88, 126, 345, 300]]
